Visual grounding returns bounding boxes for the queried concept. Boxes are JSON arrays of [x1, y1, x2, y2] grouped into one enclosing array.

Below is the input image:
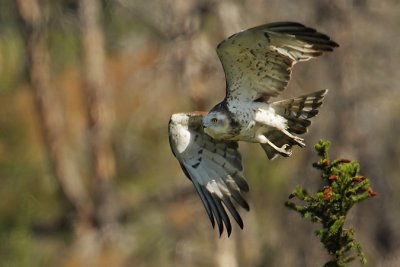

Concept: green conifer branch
[[285, 140, 376, 266]]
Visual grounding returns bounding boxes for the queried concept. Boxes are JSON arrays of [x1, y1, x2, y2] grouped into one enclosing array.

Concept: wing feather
[[216, 21, 338, 102], [169, 113, 249, 236], [212, 194, 232, 236], [191, 178, 215, 228], [221, 195, 244, 229]]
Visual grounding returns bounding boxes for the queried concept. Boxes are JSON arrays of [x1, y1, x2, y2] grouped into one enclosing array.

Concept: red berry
[[352, 176, 366, 183], [322, 159, 330, 167], [367, 188, 377, 197], [323, 187, 332, 194], [329, 175, 337, 181], [337, 159, 351, 163]]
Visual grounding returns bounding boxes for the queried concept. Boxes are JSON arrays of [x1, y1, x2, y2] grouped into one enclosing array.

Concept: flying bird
[[168, 22, 338, 236]]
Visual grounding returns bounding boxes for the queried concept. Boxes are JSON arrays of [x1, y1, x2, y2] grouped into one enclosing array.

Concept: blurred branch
[[16, 0, 91, 220], [215, 235, 238, 267], [79, 0, 117, 228]]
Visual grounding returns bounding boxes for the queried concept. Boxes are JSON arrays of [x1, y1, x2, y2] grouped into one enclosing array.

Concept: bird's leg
[[254, 108, 299, 156], [281, 129, 306, 147], [256, 134, 292, 157]]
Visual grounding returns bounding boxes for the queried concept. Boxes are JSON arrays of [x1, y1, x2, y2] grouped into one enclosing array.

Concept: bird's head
[[202, 109, 233, 140]]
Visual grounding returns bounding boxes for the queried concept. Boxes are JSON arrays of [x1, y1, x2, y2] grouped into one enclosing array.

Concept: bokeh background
[[1, 0, 400, 266]]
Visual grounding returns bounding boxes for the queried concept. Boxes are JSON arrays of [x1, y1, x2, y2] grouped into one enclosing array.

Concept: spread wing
[[217, 21, 338, 103], [168, 112, 249, 236]]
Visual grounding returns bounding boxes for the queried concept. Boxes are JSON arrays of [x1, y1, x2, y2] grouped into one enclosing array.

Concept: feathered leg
[[256, 134, 292, 157]]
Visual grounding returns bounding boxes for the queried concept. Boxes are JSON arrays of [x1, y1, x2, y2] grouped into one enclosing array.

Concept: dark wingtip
[[331, 40, 339, 47], [227, 227, 232, 237], [211, 216, 215, 228], [226, 222, 232, 237], [265, 21, 306, 29], [218, 225, 224, 237], [264, 21, 339, 50]]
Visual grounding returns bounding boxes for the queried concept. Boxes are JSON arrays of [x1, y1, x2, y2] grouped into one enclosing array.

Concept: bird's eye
[[211, 118, 218, 124]]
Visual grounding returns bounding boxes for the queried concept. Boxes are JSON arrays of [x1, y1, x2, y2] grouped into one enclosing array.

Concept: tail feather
[[272, 89, 327, 134], [260, 90, 328, 159]]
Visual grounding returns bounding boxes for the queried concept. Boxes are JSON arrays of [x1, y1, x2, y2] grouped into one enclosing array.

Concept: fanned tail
[[261, 89, 328, 159], [273, 89, 327, 134]]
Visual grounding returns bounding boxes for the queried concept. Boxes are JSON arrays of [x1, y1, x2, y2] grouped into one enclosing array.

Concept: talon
[[293, 136, 305, 147], [257, 135, 292, 157], [274, 144, 292, 157], [282, 129, 305, 147], [281, 144, 289, 149], [277, 144, 292, 157]]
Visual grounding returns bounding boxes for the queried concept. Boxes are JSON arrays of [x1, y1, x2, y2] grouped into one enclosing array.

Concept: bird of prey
[[168, 22, 338, 236]]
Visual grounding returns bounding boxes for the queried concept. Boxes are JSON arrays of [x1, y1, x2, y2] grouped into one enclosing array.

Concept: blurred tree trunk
[[16, 0, 91, 224], [79, 0, 118, 230], [215, 235, 238, 267]]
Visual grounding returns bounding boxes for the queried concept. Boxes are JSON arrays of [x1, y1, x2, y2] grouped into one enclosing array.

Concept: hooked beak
[[203, 125, 211, 136]]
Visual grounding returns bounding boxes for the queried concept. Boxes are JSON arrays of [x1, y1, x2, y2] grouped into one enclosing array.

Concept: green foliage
[[285, 140, 376, 267]]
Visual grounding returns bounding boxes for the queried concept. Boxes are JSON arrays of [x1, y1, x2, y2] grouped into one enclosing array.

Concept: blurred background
[[1, 0, 400, 266]]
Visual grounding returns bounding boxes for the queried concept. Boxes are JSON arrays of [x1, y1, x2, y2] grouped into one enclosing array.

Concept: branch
[[286, 140, 376, 266], [79, 0, 117, 228], [16, 0, 91, 218]]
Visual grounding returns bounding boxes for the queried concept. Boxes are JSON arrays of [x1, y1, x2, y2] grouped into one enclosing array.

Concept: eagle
[[168, 22, 338, 236]]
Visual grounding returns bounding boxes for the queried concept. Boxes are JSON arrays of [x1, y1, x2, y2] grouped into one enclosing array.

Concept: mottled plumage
[[168, 22, 338, 236]]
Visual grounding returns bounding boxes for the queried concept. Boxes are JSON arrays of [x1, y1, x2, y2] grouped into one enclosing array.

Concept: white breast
[[227, 101, 287, 142], [254, 104, 286, 129]]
